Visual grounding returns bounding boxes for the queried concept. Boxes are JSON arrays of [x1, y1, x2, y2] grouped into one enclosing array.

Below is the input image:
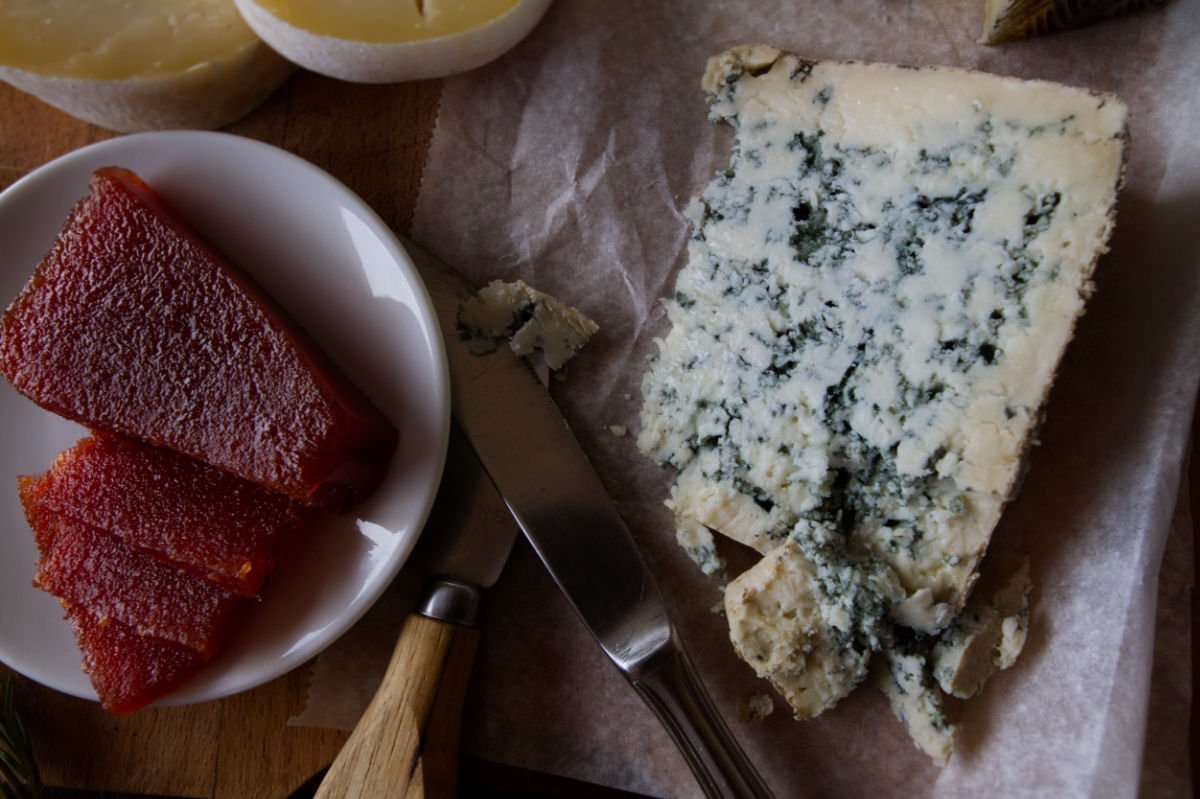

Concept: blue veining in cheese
[[637, 45, 1126, 744], [459, 279, 598, 371]]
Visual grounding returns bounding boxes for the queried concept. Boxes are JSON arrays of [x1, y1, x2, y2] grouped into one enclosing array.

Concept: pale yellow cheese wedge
[[980, 0, 1168, 43], [234, 0, 553, 83], [0, 0, 293, 132]]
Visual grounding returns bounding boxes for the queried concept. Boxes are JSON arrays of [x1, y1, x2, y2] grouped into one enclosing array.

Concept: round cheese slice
[[0, 0, 293, 132], [233, 0, 553, 84]]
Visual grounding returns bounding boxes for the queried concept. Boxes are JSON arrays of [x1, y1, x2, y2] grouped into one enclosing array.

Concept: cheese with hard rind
[[980, 0, 1168, 44], [234, 0, 552, 83], [0, 0, 292, 132]]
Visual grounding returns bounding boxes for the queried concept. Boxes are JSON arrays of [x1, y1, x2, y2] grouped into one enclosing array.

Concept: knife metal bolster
[[418, 578, 483, 627]]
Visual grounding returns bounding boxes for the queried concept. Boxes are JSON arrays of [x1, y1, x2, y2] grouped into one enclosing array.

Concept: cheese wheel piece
[[0, 0, 293, 132], [980, 0, 1169, 44], [234, 0, 553, 83]]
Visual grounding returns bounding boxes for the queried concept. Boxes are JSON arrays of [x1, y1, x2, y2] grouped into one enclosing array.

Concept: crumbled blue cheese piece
[[726, 541, 873, 718], [878, 643, 956, 766], [726, 536, 905, 718], [673, 515, 726, 577], [873, 560, 1031, 764], [738, 691, 776, 723], [932, 559, 1031, 698], [638, 44, 1125, 752], [458, 279, 598, 370]]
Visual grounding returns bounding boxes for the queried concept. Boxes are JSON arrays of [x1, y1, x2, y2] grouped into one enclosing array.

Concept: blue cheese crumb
[[878, 643, 956, 766], [738, 691, 776, 723], [674, 515, 726, 577], [725, 541, 875, 719], [459, 279, 598, 370]]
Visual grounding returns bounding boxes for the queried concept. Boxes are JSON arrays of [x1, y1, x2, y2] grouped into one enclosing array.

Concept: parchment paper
[[295, 1, 1199, 795]]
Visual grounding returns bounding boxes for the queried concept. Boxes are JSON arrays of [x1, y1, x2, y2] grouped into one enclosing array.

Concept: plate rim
[[0, 130, 451, 706]]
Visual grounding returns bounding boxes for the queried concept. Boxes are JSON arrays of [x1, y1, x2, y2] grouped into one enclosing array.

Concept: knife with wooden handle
[[404, 238, 775, 799], [315, 427, 520, 799]]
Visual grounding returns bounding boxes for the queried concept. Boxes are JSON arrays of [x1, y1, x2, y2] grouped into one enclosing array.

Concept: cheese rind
[[234, 0, 552, 83], [0, 0, 291, 131]]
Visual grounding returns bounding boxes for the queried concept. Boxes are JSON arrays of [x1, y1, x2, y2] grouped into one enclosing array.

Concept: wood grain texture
[[415, 625, 480, 798], [3, 664, 220, 797], [315, 615, 478, 799], [0, 70, 441, 799], [213, 665, 349, 799]]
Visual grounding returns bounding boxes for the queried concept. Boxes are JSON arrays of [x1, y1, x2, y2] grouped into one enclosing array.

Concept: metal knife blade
[[415, 424, 522, 624], [404, 237, 774, 799], [316, 426, 518, 799]]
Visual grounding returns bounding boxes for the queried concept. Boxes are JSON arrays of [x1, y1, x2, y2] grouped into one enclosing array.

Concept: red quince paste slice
[[0, 167, 397, 507], [31, 512, 244, 658], [64, 602, 205, 716], [21, 432, 309, 597]]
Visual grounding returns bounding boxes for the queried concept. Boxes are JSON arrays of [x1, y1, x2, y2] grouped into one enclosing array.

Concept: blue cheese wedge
[[459, 279, 598, 370], [638, 45, 1126, 750]]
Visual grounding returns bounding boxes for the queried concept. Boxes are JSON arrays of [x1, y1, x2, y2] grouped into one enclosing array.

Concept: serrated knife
[[316, 425, 520, 799], [405, 238, 775, 799]]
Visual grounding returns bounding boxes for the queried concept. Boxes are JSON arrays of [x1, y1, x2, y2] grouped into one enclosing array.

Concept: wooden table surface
[[0, 70, 1195, 798]]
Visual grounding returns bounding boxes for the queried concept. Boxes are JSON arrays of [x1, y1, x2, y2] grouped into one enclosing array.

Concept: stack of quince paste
[[0, 167, 397, 714], [637, 46, 1126, 763]]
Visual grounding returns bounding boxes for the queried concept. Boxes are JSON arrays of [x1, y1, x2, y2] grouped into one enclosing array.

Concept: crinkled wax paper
[[296, 1, 1198, 795]]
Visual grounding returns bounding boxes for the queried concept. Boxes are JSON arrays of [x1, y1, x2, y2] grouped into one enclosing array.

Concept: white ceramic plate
[[0, 132, 450, 706]]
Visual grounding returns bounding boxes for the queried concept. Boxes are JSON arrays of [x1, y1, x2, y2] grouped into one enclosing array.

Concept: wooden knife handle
[[315, 613, 479, 799]]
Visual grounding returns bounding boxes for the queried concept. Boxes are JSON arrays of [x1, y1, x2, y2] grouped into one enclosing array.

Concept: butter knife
[[316, 426, 520, 799], [406, 239, 774, 799]]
